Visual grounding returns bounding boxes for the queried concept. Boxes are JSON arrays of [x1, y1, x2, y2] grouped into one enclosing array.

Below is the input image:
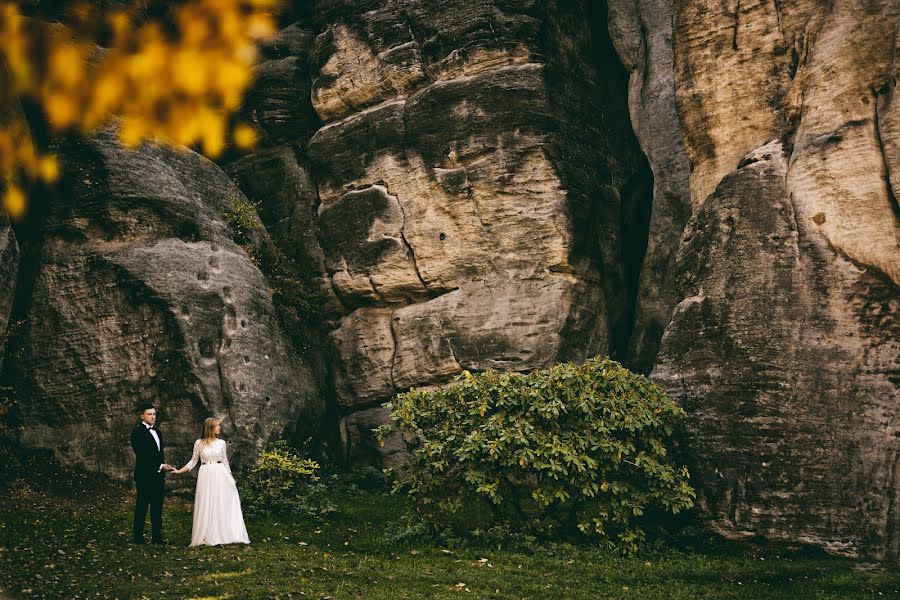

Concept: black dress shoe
[[151, 538, 169, 545]]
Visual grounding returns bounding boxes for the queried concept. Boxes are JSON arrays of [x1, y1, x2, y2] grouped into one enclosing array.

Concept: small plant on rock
[[223, 193, 260, 245], [376, 356, 695, 555]]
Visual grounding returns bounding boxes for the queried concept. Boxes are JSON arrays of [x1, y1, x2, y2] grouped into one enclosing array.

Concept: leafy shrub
[[376, 356, 695, 555], [241, 440, 335, 519]]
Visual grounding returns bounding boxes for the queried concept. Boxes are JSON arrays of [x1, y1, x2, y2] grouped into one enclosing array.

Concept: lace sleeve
[[221, 441, 232, 476], [182, 439, 201, 472]]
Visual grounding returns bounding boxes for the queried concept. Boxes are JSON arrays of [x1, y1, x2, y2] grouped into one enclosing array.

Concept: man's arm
[[130, 427, 140, 455]]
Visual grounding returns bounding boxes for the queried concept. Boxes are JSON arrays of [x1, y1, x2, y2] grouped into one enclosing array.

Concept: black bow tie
[[147, 425, 155, 430]]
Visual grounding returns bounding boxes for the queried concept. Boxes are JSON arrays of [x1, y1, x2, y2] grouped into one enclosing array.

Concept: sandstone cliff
[[627, 0, 900, 562], [1, 0, 897, 563]]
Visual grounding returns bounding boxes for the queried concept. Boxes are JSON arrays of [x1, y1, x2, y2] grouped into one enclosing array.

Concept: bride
[[173, 418, 250, 546]]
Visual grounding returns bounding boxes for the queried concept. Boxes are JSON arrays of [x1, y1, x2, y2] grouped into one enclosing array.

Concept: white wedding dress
[[182, 438, 250, 546]]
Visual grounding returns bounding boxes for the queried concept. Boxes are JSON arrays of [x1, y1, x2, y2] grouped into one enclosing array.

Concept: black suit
[[130, 423, 166, 543]]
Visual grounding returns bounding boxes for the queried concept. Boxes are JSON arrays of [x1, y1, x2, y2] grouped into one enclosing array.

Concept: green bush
[[376, 356, 695, 555], [241, 440, 335, 519]]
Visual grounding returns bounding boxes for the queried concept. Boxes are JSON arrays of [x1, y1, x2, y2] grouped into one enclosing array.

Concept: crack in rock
[[873, 86, 900, 219]]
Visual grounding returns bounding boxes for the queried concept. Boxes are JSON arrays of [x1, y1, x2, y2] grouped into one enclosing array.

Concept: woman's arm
[[173, 440, 201, 474], [221, 441, 233, 478]]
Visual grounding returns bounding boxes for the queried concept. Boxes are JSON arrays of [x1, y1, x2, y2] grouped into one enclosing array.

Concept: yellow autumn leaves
[[0, 0, 280, 219]]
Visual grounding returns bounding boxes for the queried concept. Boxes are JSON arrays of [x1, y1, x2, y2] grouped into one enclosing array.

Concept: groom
[[130, 402, 174, 544]]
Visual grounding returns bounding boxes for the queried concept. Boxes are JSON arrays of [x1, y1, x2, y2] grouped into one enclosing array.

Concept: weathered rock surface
[[10, 131, 324, 482], [339, 405, 408, 468], [648, 0, 900, 561], [228, 17, 349, 326], [242, 21, 320, 148], [654, 141, 899, 561], [307, 0, 651, 464]]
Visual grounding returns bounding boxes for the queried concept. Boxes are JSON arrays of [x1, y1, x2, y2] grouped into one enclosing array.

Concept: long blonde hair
[[201, 417, 220, 445]]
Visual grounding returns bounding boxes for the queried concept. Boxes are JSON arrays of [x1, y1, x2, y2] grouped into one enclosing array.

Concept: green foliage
[[247, 238, 324, 354], [224, 188, 324, 354], [242, 440, 336, 519], [0, 456, 896, 599], [223, 194, 260, 245], [376, 356, 696, 555]]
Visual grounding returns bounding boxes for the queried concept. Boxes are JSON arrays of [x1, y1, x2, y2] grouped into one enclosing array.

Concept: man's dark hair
[[137, 402, 155, 414]]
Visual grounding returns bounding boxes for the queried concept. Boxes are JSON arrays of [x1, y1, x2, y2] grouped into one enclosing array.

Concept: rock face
[[226, 14, 347, 326], [645, 0, 900, 561], [306, 0, 651, 464], [654, 142, 899, 561], [10, 131, 324, 483]]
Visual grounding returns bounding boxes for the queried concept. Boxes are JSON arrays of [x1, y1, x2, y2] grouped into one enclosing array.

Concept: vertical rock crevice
[[540, 0, 654, 365], [607, 0, 693, 373], [873, 84, 900, 220]]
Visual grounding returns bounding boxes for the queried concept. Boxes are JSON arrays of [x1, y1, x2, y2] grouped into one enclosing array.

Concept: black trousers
[[133, 474, 164, 542]]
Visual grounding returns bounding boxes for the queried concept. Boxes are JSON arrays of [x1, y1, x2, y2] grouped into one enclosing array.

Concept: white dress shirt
[[144, 422, 163, 472]]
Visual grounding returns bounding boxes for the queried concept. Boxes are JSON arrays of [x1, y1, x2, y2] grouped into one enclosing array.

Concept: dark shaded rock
[[653, 141, 900, 562], [242, 55, 321, 147], [227, 19, 343, 324], [329, 307, 395, 410], [0, 212, 19, 369], [608, 0, 691, 373], [340, 405, 408, 468], [237, 19, 321, 149], [259, 22, 317, 60], [227, 147, 322, 271]]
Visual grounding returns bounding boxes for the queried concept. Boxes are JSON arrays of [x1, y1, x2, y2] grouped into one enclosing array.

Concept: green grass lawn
[[0, 453, 897, 599]]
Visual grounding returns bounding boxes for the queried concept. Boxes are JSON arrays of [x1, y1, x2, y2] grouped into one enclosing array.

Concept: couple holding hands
[[130, 402, 250, 547]]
